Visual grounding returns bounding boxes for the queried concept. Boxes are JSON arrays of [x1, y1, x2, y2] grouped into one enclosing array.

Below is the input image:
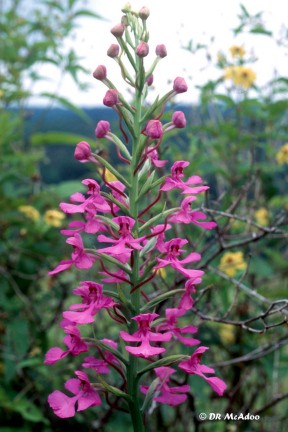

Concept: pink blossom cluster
[[45, 4, 226, 423]]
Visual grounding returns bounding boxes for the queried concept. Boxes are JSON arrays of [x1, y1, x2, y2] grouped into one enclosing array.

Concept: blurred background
[[1, 1, 288, 431]]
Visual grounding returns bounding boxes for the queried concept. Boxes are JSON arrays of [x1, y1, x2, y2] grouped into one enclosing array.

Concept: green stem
[[126, 67, 146, 432]]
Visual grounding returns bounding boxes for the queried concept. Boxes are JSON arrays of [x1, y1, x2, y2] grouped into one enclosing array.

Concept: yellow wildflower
[[100, 168, 117, 182], [219, 324, 236, 344], [157, 268, 167, 278], [254, 207, 269, 226], [18, 205, 40, 222], [224, 66, 256, 89], [44, 210, 65, 227], [219, 252, 246, 277], [229, 45, 245, 59], [276, 143, 288, 165]]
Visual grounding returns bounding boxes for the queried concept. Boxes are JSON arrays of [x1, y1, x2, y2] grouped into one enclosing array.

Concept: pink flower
[[139, 6, 150, 20], [172, 111, 186, 128], [169, 196, 217, 229], [110, 23, 125, 38], [157, 308, 200, 346], [107, 44, 119, 58], [103, 89, 119, 107], [120, 313, 172, 358], [173, 77, 188, 93], [154, 238, 204, 279], [140, 367, 190, 406], [44, 326, 89, 365], [107, 181, 129, 212], [146, 120, 163, 139], [82, 356, 111, 374], [93, 65, 107, 81], [136, 42, 149, 58], [147, 147, 168, 167], [143, 223, 171, 253], [178, 277, 202, 310], [97, 216, 145, 257], [74, 141, 93, 163], [95, 120, 111, 138], [48, 371, 101, 418], [178, 347, 227, 396], [160, 161, 210, 195], [60, 179, 110, 214], [48, 233, 95, 275], [60, 217, 107, 236], [99, 268, 128, 284], [145, 74, 154, 86], [63, 281, 118, 325], [156, 44, 167, 58]]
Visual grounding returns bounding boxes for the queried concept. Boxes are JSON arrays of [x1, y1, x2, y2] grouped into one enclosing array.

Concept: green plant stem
[[126, 74, 145, 432]]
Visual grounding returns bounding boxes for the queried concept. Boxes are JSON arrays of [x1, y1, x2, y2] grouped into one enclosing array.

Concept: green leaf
[[137, 355, 187, 377], [240, 4, 250, 17], [39, 93, 92, 123], [250, 27, 272, 36], [141, 378, 160, 413], [48, 180, 86, 198], [1, 400, 48, 423], [140, 289, 185, 313], [73, 9, 103, 19], [31, 131, 93, 146]]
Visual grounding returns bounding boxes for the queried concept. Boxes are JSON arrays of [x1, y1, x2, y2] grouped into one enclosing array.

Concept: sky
[[30, 0, 288, 107]]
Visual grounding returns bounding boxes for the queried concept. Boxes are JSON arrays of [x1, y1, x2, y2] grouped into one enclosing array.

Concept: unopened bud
[[95, 120, 111, 138], [145, 74, 154, 86], [107, 44, 119, 58], [147, 120, 163, 139], [121, 2, 131, 13], [103, 89, 119, 107], [173, 77, 188, 93], [156, 44, 167, 58], [93, 65, 107, 81], [74, 141, 91, 162], [136, 42, 149, 58], [172, 111, 186, 128], [110, 23, 125, 38], [139, 6, 150, 20], [121, 15, 129, 26]]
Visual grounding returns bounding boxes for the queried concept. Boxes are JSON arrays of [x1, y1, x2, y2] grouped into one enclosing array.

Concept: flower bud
[[145, 74, 154, 86], [172, 111, 186, 128], [95, 120, 111, 138], [107, 44, 119, 58], [147, 120, 163, 139], [74, 141, 91, 162], [136, 42, 149, 58], [173, 77, 188, 93], [121, 2, 131, 13], [93, 65, 107, 81], [139, 6, 150, 20], [156, 44, 167, 58], [103, 89, 119, 107], [121, 15, 129, 26], [110, 23, 125, 38]]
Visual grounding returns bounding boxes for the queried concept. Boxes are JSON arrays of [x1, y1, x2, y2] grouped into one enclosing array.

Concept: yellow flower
[[18, 205, 40, 222], [44, 210, 65, 227], [224, 66, 256, 88], [254, 207, 269, 226], [100, 168, 117, 183], [276, 143, 288, 165], [219, 252, 246, 277], [229, 45, 245, 59], [219, 324, 236, 344], [157, 268, 167, 278]]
